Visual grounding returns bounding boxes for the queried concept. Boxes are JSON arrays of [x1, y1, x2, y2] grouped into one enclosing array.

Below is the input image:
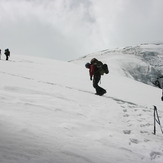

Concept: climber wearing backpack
[[4, 49, 10, 60], [155, 76, 163, 101], [85, 58, 109, 96]]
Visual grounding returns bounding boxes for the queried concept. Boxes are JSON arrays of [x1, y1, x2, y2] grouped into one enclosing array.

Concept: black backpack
[[94, 61, 109, 75]]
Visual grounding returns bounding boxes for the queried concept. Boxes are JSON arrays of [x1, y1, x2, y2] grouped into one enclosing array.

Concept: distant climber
[[85, 58, 109, 96], [4, 49, 10, 60], [155, 76, 163, 101], [0, 49, 1, 60]]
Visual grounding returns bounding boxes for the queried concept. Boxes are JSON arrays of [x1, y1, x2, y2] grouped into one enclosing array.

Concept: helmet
[[85, 62, 90, 68]]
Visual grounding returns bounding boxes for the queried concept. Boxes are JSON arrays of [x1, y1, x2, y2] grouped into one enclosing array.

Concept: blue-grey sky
[[0, 0, 163, 61]]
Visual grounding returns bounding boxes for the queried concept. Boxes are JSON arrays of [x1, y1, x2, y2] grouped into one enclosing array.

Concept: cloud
[[90, 0, 163, 47], [0, 0, 97, 60], [0, 0, 163, 60]]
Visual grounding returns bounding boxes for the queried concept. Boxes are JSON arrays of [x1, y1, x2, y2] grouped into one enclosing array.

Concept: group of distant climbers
[[0, 48, 10, 60]]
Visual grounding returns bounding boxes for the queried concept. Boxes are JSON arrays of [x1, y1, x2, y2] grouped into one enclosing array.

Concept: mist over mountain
[[72, 43, 163, 86]]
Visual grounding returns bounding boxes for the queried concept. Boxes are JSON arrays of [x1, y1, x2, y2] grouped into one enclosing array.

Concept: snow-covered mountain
[[0, 44, 163, 163], [72, 43, 163, 86]]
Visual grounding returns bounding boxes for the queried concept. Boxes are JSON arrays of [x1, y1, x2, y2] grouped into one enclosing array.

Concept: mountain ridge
[[72, 43, 163, 86]]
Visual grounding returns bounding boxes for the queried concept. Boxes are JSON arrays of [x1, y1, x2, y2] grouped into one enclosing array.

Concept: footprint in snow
[[123, 114, 129, 117], [129, 138, 139, 144], [123, 130, 131, 134], [123, 109, 127, 113], [140, 123, 152, 127], [150, 151, 162, 160]]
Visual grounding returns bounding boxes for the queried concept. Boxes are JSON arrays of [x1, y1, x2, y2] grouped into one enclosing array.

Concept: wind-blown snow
[[0, 45, 163, 163]]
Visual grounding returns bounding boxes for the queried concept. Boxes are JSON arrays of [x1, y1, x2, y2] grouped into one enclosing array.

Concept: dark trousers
[[5, 55, 9, 60], [93, 74, 106, 95]]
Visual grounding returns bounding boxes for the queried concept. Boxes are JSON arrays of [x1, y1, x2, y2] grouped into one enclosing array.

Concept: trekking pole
[[156, 108, 163, 134], [154, 106, 156, 135], [153, 106, 163, 135]]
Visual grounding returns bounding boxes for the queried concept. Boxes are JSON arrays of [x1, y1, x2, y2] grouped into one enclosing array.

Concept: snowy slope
[[0, 52, 163, 163], [72, 43, 163, 86]]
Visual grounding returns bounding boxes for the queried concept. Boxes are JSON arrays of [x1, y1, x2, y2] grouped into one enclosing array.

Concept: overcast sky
[[0, 0, 163, 61]]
